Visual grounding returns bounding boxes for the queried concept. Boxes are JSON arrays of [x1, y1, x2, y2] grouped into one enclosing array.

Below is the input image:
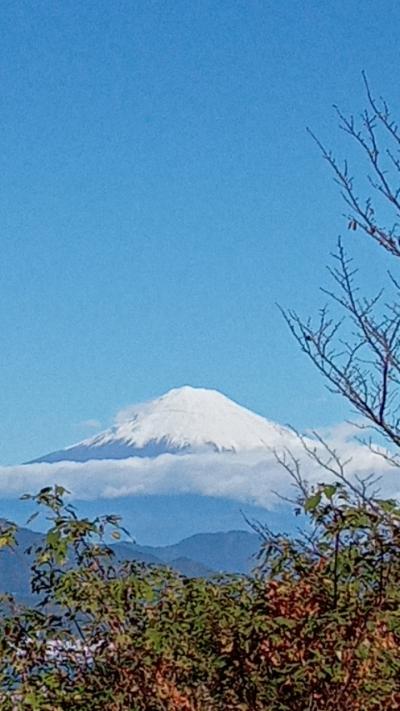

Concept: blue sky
[[1, 0, 399, 465]]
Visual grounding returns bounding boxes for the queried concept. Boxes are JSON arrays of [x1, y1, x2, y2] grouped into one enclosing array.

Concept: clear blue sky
[[1, 0, 399, 464]]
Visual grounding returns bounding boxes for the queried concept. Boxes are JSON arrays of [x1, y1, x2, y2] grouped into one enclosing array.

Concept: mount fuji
[[8, 387, 392, 545], [30, 386, 293, 464], [16, 386, 306, 544]]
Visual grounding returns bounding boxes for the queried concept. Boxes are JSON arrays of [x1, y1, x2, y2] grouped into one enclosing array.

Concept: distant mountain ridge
[[0, 526, 260, 602], [115, 530, 259, 575], [29, 386, 292, 464]]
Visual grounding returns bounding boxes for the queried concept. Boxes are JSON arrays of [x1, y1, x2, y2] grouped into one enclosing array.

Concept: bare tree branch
[[307, 75, 400, 258]]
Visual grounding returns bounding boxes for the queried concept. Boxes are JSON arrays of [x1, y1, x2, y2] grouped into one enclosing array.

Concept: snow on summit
[[109, 386, 287, 451], [31, 386, 292, 464], [18, 387, 396, 511]]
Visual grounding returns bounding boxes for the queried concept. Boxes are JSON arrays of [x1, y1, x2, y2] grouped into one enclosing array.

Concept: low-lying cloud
[[0, 423, 399, 506]]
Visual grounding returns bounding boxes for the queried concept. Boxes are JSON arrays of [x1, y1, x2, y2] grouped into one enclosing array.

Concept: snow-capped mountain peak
[[31, 386, 291, 463]]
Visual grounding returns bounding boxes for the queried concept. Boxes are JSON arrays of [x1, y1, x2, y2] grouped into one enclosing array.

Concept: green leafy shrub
[[0, 481, 399, 709]]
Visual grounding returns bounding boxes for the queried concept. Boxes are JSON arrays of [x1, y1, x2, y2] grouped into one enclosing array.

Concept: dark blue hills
[[0, 526, 260, 602]]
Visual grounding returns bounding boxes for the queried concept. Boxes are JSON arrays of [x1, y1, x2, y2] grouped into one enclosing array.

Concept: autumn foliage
[[0, 481, 398, 709]]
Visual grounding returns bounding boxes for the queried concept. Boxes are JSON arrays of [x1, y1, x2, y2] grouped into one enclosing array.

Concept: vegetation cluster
[[0, 479, 400, 710]]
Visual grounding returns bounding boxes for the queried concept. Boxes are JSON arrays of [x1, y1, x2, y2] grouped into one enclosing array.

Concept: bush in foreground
[[0, 480, 399, 710]]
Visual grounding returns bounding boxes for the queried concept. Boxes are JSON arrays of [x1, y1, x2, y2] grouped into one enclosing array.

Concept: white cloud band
[[1, 423, 399, 506]]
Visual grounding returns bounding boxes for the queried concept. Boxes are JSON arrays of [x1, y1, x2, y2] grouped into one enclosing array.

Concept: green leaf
[[304, 492, 321, 512], [323, 484, 337, 499]]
